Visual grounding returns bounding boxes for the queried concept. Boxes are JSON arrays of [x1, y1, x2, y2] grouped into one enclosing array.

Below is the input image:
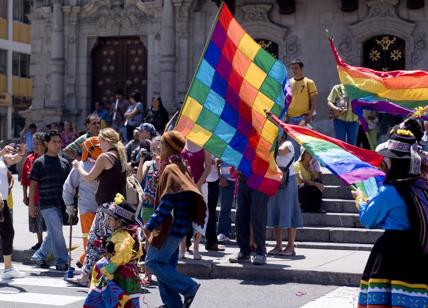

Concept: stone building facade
[[26, 0, 428, 134]]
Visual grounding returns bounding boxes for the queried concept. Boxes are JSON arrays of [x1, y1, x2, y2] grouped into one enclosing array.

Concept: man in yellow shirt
[[287, 59, 318, 126]]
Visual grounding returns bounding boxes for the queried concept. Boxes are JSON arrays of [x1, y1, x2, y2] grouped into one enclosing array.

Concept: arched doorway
[[362, 34, 406, 145], [256, 39, 279, 58], [91, 36, 147, 109], [363, 34, 405, 71]]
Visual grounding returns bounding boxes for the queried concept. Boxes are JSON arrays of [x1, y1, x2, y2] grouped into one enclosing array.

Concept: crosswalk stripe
[[301, 286, 359, 308], [2, 276, 87, 290], [0, 292, 85, 306]]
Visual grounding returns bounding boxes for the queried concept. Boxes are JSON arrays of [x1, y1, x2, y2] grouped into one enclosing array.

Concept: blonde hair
[[99, 128, 127, 172]]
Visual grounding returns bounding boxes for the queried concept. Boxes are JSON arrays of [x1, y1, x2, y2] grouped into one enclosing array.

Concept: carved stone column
[[160, 0, 176, 112], [49, 0, 65, 115]]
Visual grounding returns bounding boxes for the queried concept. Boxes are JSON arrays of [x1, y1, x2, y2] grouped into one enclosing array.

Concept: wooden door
[[91, 36, 147, 109]]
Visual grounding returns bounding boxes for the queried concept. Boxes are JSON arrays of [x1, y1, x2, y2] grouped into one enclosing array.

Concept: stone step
[[278, 227, 383, 244], [322, 199, 358, 213], [217, 206, 360, 227], [323, 185, 353, 199], [292, 241, 372, 251], [320, 173, 343, 186], [302, 212, 363, 228]]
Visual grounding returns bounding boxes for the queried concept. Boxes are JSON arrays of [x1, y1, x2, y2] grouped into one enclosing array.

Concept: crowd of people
[[0, 58, 426, 307]]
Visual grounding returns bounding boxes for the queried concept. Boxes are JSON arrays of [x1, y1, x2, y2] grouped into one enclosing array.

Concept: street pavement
[[0, 262, 359, 308], [4, 175, 364, 306]]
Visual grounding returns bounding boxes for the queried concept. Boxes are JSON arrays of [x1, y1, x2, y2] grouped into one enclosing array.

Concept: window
[[13, 0, 31, 24], [0, 0, 7, 19], [12, 52, 30, 78], [0, 49, 6, 75]]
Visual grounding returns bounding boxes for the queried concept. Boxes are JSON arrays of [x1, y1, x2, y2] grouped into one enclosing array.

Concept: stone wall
[[26, 0, 428, 134]]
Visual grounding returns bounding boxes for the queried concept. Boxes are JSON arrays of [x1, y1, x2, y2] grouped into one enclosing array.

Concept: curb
[[8, 249, 361, 287], [177, 260, 361, 287]]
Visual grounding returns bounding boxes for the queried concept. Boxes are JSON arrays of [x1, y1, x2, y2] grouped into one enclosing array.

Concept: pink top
[[182, 148, 205, 183]]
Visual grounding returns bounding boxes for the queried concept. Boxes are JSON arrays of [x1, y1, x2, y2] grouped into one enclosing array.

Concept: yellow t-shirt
[[294, 160, 314, 185], [288, 77, 318, 117]]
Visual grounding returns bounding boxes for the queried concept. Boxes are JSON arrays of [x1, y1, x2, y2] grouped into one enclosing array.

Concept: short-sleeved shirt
[[21, 153, 40, 205], [287, 77, 318, 117], [64, 132, 92, 157], [276, 141, 295, 176], [29, 154, 71, 209], [294, 158, 320, 185], [24, 132, 34, 152], [126, 102, 145, 127], [327, 84, 358, 122]]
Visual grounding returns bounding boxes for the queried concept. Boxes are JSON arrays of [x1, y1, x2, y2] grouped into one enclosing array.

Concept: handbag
[[329, 85, 349, 119], [279, 156, 294, 189]]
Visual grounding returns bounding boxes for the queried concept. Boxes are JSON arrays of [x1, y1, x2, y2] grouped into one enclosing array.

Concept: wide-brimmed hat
[[378, 128, 417, 159], [162, 131, 186, 155]]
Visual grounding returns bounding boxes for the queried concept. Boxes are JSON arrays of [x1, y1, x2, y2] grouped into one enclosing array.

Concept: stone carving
[[366, 0, 399, 19], [241, 4, 272, 23], [414, 31, 426, 50], [284, 35, 299, 64], [411, 51, 422, 65]]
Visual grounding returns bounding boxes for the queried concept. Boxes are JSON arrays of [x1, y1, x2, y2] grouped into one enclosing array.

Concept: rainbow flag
[[329, 38, 428, 125], [270, 114, 385, 186], [175, 4, 288, 196]]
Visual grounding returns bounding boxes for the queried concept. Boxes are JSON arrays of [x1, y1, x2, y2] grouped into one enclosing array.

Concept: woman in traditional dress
[[354, 126, 428, 308]]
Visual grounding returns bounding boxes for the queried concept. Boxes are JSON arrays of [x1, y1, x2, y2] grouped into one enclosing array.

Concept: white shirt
[[276, 141, 295, 176], [206, 155, 219, 182], [0, 157, 9, 201]]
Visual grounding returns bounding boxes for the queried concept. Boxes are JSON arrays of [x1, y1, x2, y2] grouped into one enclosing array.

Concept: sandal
[[279, 249, 296, 256], [267, 247, 282, 255]]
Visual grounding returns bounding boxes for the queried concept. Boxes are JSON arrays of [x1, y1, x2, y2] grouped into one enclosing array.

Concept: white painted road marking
[[0, 292, 84, 306], [301, 286, 359, 308]]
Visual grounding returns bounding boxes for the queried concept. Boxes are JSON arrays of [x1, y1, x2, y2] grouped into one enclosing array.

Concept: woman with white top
[[267, 134, 303, 256], [0, 143, 26, 278]]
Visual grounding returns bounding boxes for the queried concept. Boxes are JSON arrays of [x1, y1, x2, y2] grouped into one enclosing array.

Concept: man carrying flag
[[175, 3, 289, 266]]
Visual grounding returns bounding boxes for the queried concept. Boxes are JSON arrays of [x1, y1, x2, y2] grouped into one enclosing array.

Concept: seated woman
[[354, 127, 428, 308], [294, 148, 325, 213], [84, 194, 143, 308]]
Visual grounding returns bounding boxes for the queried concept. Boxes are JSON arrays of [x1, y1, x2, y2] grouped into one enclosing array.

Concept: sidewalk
[[8, 176, 369, 286]]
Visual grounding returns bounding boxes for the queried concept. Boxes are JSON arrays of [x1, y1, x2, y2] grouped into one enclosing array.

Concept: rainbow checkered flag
[[176, 4, 288, 196]]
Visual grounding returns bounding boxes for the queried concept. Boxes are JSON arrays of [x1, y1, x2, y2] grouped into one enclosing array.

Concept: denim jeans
[[333, 119, 359, 145], [217, 180, 236, 237], [287, 116, 305, 160], [145, 235, 198, 308], [236, 181, 269, 256], [32, 207, 68, 266]]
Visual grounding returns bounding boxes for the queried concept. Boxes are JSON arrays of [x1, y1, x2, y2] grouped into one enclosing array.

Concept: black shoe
[[31, 242, 42, 250], [229, 252, 251, 263], [75, 261, 83, 269], [55, 264, 68, 272], [183, 284, 200, 308], [35, 260, 50, 269]]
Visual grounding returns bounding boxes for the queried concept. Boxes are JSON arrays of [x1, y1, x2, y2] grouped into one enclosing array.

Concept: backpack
[[125, 173, 144, 211]]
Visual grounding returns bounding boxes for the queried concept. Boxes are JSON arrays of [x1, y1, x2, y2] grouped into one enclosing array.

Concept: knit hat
[[81, 136, 101, 161], [101, 193, 136, 225], [162, 131, 186, 154]]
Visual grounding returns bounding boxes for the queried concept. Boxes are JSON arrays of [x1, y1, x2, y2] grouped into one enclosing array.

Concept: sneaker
[[217, 234, 230, 242], [183, 283, 201, 308], [252, 254, 266, 265], [66, 272, 89, 287], [1, 267, 26, 279], [55, 264, 68, 272], [229, 252, 251, 263], [31, 257, 50, 269]]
